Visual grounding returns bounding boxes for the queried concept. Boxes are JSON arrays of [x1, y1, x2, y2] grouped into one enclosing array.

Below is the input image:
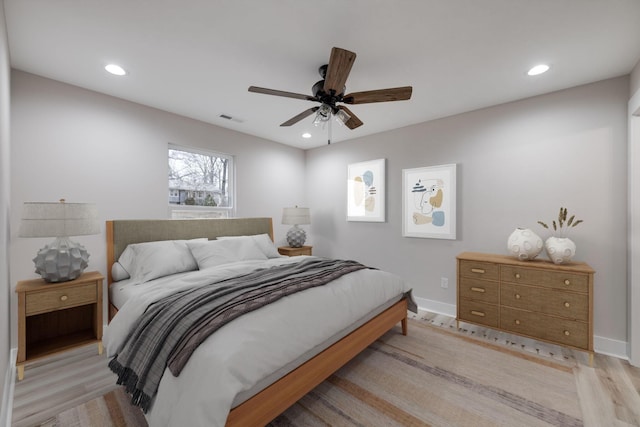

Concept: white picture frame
[[402, 164, 457, 239], [347, 158, 386, 222]]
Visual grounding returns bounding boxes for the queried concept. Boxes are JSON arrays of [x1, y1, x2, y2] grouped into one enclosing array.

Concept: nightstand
[[15, 271, 104, 380], [278, 246, 313, 257]]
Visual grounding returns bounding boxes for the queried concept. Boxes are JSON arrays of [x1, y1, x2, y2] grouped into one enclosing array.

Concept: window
[[168, 144, 234, 218]]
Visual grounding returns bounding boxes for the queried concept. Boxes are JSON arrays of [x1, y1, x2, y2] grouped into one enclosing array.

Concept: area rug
[[42, 318, 582, 426], [38, 387, 147, 427]]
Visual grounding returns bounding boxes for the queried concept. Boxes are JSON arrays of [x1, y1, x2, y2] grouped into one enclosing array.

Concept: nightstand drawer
[[26, 283, 97, 316]]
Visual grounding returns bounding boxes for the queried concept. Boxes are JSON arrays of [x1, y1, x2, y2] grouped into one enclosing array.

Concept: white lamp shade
[[19, 201, 100, 238], [282, 207, 310, 225]]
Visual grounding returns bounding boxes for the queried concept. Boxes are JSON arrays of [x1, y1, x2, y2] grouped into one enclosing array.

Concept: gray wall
[[0, 0, 10, 405], [9, 71, 307, 346], [306, 77, 629, 345]]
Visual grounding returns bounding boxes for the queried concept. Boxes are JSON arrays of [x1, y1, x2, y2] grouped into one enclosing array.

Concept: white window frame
[[168, 143, 236, 219]]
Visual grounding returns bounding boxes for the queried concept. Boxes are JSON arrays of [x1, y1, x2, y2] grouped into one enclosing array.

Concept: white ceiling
[[5, 0, 640, 149]]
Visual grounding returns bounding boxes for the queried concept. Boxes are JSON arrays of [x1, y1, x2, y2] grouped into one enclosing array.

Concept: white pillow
[[111, 261, 130, 282], [117, 238, 207, 284], [217, 234, 283, 258], [187, 238, 267, 270]]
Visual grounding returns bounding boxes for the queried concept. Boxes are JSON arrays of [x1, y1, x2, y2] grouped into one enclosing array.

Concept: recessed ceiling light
[[105, 64, 127, 76], [527, 64, 550, 76], [302, 133, 312, 139]]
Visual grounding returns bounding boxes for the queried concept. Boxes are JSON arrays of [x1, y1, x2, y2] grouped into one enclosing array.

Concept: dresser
[[15, 271, 104, 380], [456, 252, 594, 362]]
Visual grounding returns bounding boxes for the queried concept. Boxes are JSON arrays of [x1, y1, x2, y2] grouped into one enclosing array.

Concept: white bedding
[[104, 256, 408, 427]]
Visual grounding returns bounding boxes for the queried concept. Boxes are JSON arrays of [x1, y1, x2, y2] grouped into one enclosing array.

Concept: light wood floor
[[11, 311, 640, 427]]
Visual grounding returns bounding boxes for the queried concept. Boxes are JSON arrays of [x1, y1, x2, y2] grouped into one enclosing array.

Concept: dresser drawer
[[500, 265, 588, 293], [458, 276, 499, 304], [458, 260, 499, 281], [458, 299, 498, 328], [500, 307, 589, 350], [25, 283, 97, 316], [500, 283, 589, 321]]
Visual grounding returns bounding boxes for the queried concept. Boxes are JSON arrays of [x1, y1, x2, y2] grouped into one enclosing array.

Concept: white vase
[[507, 228, 543, 261], [544, 236, 576, 264]]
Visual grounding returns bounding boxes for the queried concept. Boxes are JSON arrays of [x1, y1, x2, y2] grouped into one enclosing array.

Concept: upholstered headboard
[[105, 217, 274, 285]]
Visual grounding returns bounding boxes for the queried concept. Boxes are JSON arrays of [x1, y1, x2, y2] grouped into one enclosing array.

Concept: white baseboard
[[594, 335, 629, 360], [414, 296, 456, 317], [1, 348, 17, 427], [414, 298, 629, 360]]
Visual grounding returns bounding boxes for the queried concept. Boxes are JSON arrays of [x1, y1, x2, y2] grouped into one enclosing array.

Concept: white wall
[[9, 71, 307, 346], [0, 0, 11, 407], [306, 77, 629, 348]]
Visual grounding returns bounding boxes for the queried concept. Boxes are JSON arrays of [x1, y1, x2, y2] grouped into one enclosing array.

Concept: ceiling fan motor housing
[[312, 79, 346, 107]]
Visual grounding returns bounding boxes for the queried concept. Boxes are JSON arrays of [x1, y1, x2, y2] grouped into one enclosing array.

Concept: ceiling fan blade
[[248, 86, 316, 101], [343, 86, 413, 104], [280, 107, 319, 127], [323, 47, 356, 95], [338, 106, 363, 130]]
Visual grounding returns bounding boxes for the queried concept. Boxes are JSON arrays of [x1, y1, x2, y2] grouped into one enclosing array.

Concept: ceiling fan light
[[313, 104, 332, 127], [335, 109, 351, 126]]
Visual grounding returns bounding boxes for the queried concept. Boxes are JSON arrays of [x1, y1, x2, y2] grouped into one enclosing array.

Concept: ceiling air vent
[[219, 114, 244, 123]]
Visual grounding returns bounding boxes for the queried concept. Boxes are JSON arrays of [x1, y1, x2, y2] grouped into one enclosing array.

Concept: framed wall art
[[402, 163, 456, 239], [347, 158, 386, 222]]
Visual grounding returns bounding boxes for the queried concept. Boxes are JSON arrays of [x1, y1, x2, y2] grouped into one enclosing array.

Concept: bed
[[103, 217, 413, 426]]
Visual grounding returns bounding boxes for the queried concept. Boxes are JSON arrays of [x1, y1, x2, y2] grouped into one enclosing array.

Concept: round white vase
[[544, 236, 576, 264], [507, 228, 543, 261]]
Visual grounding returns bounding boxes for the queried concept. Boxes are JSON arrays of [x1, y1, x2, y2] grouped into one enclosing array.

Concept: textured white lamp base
[[286, 225, 307, 248], [33, 236, 90, 282]]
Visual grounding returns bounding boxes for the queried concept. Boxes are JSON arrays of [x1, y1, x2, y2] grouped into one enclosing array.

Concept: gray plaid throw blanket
[[108, 258, 369, 412]]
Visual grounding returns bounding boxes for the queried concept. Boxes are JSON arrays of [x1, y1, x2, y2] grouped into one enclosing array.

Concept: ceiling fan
[[248, 47, 412, 144]]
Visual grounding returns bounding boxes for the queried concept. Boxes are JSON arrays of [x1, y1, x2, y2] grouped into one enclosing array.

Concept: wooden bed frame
[[105, 218, 408, 426]]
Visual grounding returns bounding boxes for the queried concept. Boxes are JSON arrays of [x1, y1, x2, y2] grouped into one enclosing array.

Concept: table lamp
[[19, 199, 100, 282], [282, 206, 310, 248]]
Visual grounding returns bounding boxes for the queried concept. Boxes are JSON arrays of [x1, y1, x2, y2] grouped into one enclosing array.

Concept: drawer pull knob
[[564, 330, 571, 336], [564, 302, 570, 308], [564, 279, 571, 285], [471, 287, 486, 293], [60, 295, 68, 302], [515, 294, 521, 300], [515, 273, 521, 279], [515, 320, 520, 325], [470, 310, 486, 317], [471, 268, 485, 274]]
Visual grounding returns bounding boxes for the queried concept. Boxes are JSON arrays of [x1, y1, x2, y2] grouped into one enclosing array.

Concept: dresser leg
[[589, 352, 593, 367], [98, 341, 103, 355], [17, 364, 24, 381]]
